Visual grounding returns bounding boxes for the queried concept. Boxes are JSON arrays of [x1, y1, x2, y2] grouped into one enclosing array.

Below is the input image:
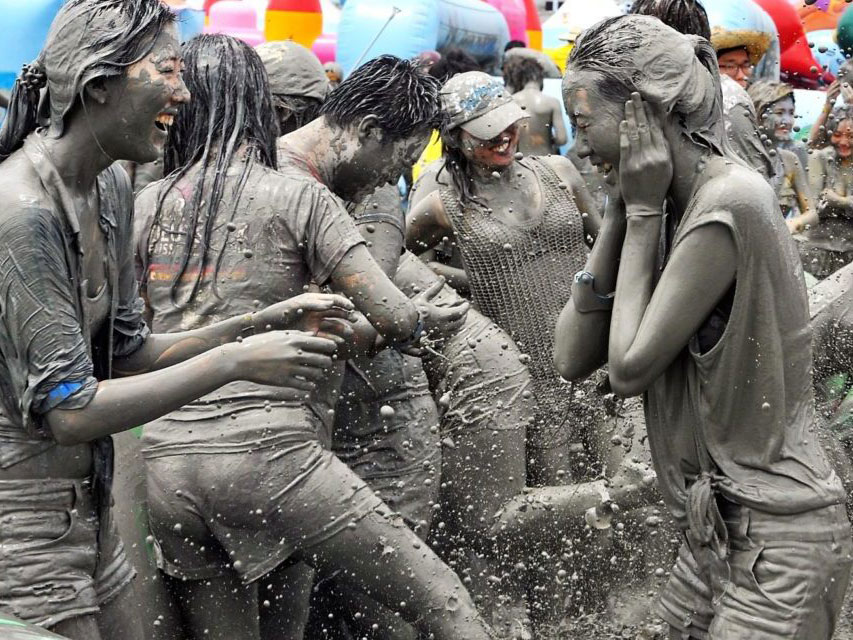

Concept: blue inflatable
[[0, 0, 65, 90], [809, 29, 846, 77], [337, 0, 509, 74]]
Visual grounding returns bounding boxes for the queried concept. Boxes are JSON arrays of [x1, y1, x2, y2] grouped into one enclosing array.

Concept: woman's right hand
[[228, 331, 338, 391], [826, 81, 842, 107], [253, 293, 354, 334]]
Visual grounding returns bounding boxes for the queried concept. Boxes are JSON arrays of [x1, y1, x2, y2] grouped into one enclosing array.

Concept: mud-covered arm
[[550, 98, 569, 148], [809, 82, 841, 149], [788, 156, 819, 233], [554, 194, 624, 381], [405, 190, 453, 255], [542, 154, 601, 241]]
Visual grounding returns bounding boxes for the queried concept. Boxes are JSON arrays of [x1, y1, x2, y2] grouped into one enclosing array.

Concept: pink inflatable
[[204, 1, 265, 47], [312, 32, 337, 63], [485, 0, 528, 44]]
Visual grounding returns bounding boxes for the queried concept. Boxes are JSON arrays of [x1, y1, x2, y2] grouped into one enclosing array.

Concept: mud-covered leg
[[259, 561, 313, 640], [166, 573, 259, 640], [297, 509, 493, 640]]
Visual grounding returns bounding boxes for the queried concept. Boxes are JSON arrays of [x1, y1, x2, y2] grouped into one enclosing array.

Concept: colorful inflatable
[[522, 0, 542, 50], [754, 0, 833, 87], [705, 0, 782, 82], [0, 0, 64, 91], [336, 0, 509, 74], [485, 0, 527, 45], [798, 0, 851, 33], [266, 0, 324, 47], [205, 0, 266, 46]]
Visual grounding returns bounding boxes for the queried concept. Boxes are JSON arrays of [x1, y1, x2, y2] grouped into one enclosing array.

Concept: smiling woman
[[0, 2, 353, 638]]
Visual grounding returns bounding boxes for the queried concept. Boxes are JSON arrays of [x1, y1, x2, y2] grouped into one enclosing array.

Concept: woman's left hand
[[618, 93, 672, 212]]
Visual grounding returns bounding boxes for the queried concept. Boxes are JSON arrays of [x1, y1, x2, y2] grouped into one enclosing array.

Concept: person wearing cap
[[711, 26, 771, 89], [748, 80, 817, 234], [406, 70, 605, 632], [256, 40, 329, 135]]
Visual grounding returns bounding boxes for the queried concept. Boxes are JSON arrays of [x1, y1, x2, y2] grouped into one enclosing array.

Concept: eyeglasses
[[719, 62, 754, 75]]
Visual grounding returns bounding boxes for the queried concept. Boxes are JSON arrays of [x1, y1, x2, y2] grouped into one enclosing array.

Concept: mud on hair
[[320, 55, 442, 140]]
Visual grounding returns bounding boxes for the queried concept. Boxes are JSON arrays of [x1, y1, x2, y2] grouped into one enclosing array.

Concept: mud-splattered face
[[564, 77, 622, 177], [333, 125, 430, 202], [831, 118, 853, 159], [457, 122, 520, 170], [101, 22, 190, 163], [761, 96, 795, 143]]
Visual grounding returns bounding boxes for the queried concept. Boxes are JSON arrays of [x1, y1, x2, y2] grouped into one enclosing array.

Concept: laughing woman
[[555, 15, 851, 640], [0, 2, 345, 638]]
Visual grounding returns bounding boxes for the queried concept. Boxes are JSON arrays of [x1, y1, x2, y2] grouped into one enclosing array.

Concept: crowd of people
[[1, 0, 853, 639]]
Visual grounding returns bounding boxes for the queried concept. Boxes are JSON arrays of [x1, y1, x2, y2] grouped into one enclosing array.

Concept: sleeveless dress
[[440, 157, 594, 450]]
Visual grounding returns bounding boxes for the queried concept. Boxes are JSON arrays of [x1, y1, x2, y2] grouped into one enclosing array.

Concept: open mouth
[[154, 112, 175, 133]]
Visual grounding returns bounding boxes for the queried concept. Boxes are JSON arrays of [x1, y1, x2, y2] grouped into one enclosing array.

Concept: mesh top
[[440, 157, 592, 444]]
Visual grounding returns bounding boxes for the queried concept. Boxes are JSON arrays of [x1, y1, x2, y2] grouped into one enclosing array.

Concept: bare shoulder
[[702, 161, 776, 217], [0, 152, 47, 213], [539, 154, 584, 187]]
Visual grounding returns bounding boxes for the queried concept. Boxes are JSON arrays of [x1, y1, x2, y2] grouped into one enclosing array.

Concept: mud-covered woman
[[133, 35, 492, 640], [405, 70, 616, 628], [0, 2, 347, 638], [800, 106, 853, 279], [555, 15, 851, 639], [747, 80, 817, 235]]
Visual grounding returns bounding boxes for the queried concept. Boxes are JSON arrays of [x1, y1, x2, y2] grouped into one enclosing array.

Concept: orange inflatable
[[798, 0, 850, 33], [522, 0, 542, 50], [265, 0, 323, 48]]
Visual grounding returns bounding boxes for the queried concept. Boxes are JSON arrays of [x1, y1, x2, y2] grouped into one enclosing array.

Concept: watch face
[[0, 615, 68, 639]]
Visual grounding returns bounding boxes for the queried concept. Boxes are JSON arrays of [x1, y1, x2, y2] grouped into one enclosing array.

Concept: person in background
[[256, 41, 328, 135], [800, 106, 853, 279], [504, 39, 526, 53], [810, 58, 853, 150], [503, 56, 567, 156], [711, 26, 771, 90], [323, 61, 343, 89], [748, 80, 817, 234]]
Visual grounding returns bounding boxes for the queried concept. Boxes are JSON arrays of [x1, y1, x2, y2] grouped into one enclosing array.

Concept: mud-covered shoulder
[[0, 152, 51, 219], [701, 161, 777, 220], [539, 153, 585, 188]]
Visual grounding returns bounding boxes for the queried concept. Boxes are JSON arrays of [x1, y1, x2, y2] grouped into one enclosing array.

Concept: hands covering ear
[[618, 93, 672, 213]]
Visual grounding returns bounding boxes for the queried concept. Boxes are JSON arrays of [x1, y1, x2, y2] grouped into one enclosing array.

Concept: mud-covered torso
[[440, 157, 589, 434], [644, 161, 845, 527], [137, 158, 364, 455]]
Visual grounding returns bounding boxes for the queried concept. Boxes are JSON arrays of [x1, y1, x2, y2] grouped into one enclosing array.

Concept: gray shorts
[[658, 502, 853, 640], [146, 441, 384, 584], [0, 478, 135, 627]]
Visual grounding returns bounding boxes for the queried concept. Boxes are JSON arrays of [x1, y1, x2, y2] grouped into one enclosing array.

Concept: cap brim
[[459, 100, 529, 140]]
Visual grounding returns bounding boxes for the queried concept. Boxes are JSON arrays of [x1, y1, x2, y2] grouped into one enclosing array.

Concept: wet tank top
[[440, 157, 590, 440], [645, 160, 845, 528]]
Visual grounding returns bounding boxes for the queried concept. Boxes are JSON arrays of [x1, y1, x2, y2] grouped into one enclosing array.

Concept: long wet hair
[[321, 55, 441, 141], [154, 34, 279, 306], [0, 0, 174, 162]]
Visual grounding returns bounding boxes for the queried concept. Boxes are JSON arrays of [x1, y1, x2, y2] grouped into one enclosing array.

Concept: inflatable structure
[[0, 0, 64, 91], [486, 0, 527, 44], [809, 28, 846, 76], [522, 0, 542, 50], [837, 3, 853, 56], [336, 0, 509, 74], [266, 0, 323, 47], [205, 1, 265, 46], [754, 0, 833, 88], [798, 0, 851, 33]]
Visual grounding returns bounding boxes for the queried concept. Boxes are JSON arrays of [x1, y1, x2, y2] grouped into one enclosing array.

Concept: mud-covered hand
[[411, 277, 470, 339], [253, 293, 354, 334], [618, 93, 672, 212], [231, 331, 337, 392]]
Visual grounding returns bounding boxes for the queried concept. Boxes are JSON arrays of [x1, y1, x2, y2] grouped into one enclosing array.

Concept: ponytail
[[0, 61, 47, 163]]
